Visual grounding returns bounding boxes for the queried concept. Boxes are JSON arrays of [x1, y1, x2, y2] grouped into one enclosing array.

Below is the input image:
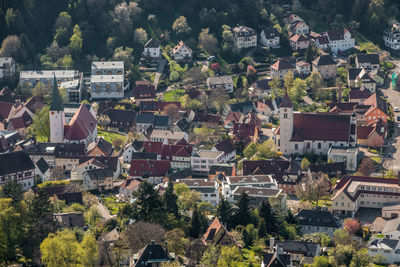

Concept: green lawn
[[163, 89, 185, 102], [370, 156, 382, 165], [296, 9, 330, 33], [102, 196, 124, 215], [98, 129, 127, 144], [354, 31, 381, 52]]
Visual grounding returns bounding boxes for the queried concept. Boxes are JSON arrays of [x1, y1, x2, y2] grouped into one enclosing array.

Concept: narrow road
[[154, 59, 167, 89], [94, 201, 116, 221]]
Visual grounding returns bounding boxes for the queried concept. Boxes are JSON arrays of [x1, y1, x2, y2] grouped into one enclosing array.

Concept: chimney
[[338, 84, 342, 103], [269, 237, 275, 251]]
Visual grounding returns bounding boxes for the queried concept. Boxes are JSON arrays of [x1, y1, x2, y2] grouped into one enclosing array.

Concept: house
[[382, 203, 400, 220], [382, 218, 400, 239], [321, 29, 355, 53], [202, 217, 240, 247], [207, 76, 234, 93], [188, 112, 221, 126], [332, 175, 400, 216], [290, 21, 310, 35], [232, 26, 257, 49], [139, 101, 181, 113], [221, 174, 279, 197], [0, 57, 16, 81], [130, 241, 175, 267], [289, 34, 309, 50], [383, 23, 400, 50], [82, 168, 114, 192], [231, 122, 259, 146], [129, 159, 170, 184], [35, 157, 51, 182], [255, 99, 277, 118], [20, 70, 79, 88], [100, 109, 137, 131], [296, 209, 341, 236], [59, 77, 83, 103], [357, 122, 386, 148], [229, 101, 255, 114], [176, 179, 219, 205], [90, 75, 124, 99], [312, 55, 337, 80], [91, 61, 124, 76], [191, 150, 225, 176], [71, 157, 109, 180], [243, 159, 292, 175], [209, 163, 236, 178], [161, 143, 192, 170], [122, 140, 144, 163], [296, 61, 311, 77], [54, 212, 84, 228], [229, 186, 284, 205], [260, 27, 280, 48], [212, 139, 236, 163], [364, 93, 388, 124], [274, 240, 321, 265], [274, 92, 357, 155], [368, 237, 400, 265], [0, 151, 35, 190], [315, 35, 330, 50], [348, 68, 376, 93], [119, 177, 142, 198], [136, 114, 170, 132], [274, 172, 303, 196], [261, 250, 291, 267], [87, 138, 113, 157], [355, 54, 380, 70], [349, 89, 371, 104], [131, 81, 156, 103], [148, 129, 188, 144], [327, 146, 359, 172], [142, 38, 161, 59], [270, 59, 295, 79], [170, 41, 192, 62]]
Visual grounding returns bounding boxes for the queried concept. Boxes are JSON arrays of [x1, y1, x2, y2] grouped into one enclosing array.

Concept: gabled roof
[[243, 159, 291, 175], [175, 117, 190, 132], [313, 55, 335, 66], [368, 238, 399, 251], [271, 59, 293, 71], [65, 104, 97, 141], [131, 152, 158, 160], [104, 109, 137, 126], [382, 218, 400, 234], [143, 141, 163, 155], [171, 41, 192, 55], [202, 217, 240, 247], [129, 159, 170, 177], [276, 240, 320, 257], [36, 157, 50, 174], [54, 212, 84, 228], [87, 137, 113, 156], [0, 101, 13, 119], [193, 113, 221, 124], [120, 177, 142, 191], [316, 35, 329, 44], [133, 243, 173, 267], [349, 89, 371, 100], [84, 168, 113, 180], [25, 97, 45, 114], [261, 27, 279, 38], [214, 139, 235, 155], [296, 209, 341, 228], [229, 101, 255, 113], [0, 151, 35, 176], [325, 29, 352, 41], [356, 54, 380, 65], [233, 26, 256, 37], [132, 83, 156, 99], [78, 157, 119, 172], [144, 38, 160, 48], [290, 34, 308, 42], [364, 93, 388, 115]]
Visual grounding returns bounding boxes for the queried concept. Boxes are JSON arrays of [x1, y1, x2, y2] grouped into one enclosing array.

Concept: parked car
[[394, 106, 399, 112], [397, 116, 400, 121]]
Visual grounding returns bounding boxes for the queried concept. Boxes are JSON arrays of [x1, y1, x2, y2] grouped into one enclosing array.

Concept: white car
[[395, 107, 399, 112]]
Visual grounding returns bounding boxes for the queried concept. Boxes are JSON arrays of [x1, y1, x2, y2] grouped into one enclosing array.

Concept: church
[[273, 93, 357, 155], [50, 77, 97, 146]]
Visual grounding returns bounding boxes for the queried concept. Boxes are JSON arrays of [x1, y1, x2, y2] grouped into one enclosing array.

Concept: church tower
[[279, 91, 293, 155], [49, 74, 65, 143]]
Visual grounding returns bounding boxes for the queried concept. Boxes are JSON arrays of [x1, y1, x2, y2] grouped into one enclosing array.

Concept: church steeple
[[50, 74, 63, 111], [280, 89, 293, 108]]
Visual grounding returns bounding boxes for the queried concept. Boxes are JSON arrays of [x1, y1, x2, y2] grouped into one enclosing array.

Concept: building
[[207, 76, 234, 93], [176, 179, 219, 205], [35, 157, 51, 182], [232, 26, 257, 49], [312, 55, 337, 80], [274, 93, 356, 155], [327, 146, 359, 172], [170, 41, 192, 62], [99, 108, 137, 132], [143, 38, 161, 59], [59, 76, 83, 103], [129, 159, 170, 184], [348, 68, 376, 93], [82, 168, 114, 192], [0, 151, 35, 191], [0, 57, 16, 81], [64, 103, 96, 124], [260, 27, 280, 48], [130, 241, 175, 267], [290, 21, 310, 35], [383, 23, 400, 50], [54, 212, 84, 228], [274, 240, 321, 265], [229, 186, 284, 205], [315, 35, 330, 50], [382, 218, 400, 239], [270, 59, 294, 79], [91, 61, 124, 76], [119, 178, 142, 199], [212, 139, 236, 163], [332, 175, 400, 216], [296, 209, 341, 236], [131, 81, 156, 103], [148, 129, 188, 144], [382, 203, 400, 220], [355, 54, 380, 70], [321, 29, 355, 53], [368, 237, 400, 265], [202, 217, 241, 247], [296, 61, 311, 77], [136, 114, 170, 132], [191, 150, 225, 176], [90, 75, 124, 99], [19, 70, 79, 88], [289, 34, 309, 50], [87, 137, 114, 157]]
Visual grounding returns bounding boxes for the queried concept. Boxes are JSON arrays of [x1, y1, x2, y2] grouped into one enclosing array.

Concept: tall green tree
[[257, 218, 267, 238], [163, 177, 179, 216], [0, 180, 24, 205], [70, 24, 82, 59], [188, 205, 202, 238], [28, 106, 50, 142], [216, 198, 233, 228], [305, 43, 314, 64], [132, 181, 164, 221], [233, 192, 251, 227], [259, 200, 277, 234]]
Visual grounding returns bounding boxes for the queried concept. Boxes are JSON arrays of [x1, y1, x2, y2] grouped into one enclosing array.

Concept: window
[[284, 113, 287, 119], [318, 143, 321, 149], [295, 144, 298, 150]]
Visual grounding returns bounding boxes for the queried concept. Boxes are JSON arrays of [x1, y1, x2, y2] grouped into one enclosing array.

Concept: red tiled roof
[[225, 111, 243, 125], [143, 141, 163, 155], [291, 113, 351, 142], [120, 177, 142, 190], [193, 113, 221, 124], [271, 59, 293, 71], [233, 123, 256, 138], [129, 159, 170, 177], [290, 34, 308, 42], [349, 90, 371, 100], [65, 104, 97, 141], [161, 144, 192, 159], [25, 97, 45, 114], [357, 125, 374, 139], [9, 111, 32, 129], [0, 101, 13, 119], [132, 83, 156, 99]]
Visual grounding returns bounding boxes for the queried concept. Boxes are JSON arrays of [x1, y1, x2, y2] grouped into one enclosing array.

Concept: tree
[[216, 198, 233, 227], [123, 221, 166, 253], [134, 28, 148, 45], [5, 8, 25, 33], [113, 46, 134, 68], [54, 11, 72, 30], [162, 104, 181, 123], [0, 35, 24, 61], [174, 184, 201, 213], [165, 228, 188, 256], [188, 205, 202, 238], [28, 106, 50, 142], [54, 27, 70, 47], [217, 246, 243, 267], [305, 43, 314, 64], [79, 233, 98, 267], [172, 16, 191, 35], [296, 173, 331, 206], [163, 178, 179, 216], [259, 200, 278, 234], [233, 192, 251, 227], [301, 157, 310, 171], [198, 28, 218, 55], [132, 181, 164, 221], [243, 143, 257, 159], [333, 228, 353, 246], [200, 245, 219, 267], [112, 138, 124, 151], [307, 255, 331, 267], [84, 205, 102, 226], [32, 82, 49, 98], [70, 24, 82, 59], [60, 54, 74, 69], [343, 218, 361, 236], [0, 180, 24, 205], [256, 139, 279, 159], [358, 158, 375, 176], [258, 218, 267, 238]]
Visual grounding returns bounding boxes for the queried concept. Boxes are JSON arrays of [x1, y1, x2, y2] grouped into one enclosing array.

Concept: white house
[[382, 218, 400, 239], [35, 157, 51, 182], [170, 41, 192, 62], [148, 129, 188, 144], [327, 146, 359, 172], [191, 150, 225, 176], [368, 238, 400, 265], [296, 61, 311, 77], [91, 61, 124, 76], [20, 70, 79, 88], [384, 23, 400, 50], [90, 75, 124, 99], [143, 38, 161, 59], [207, 76, 234, 93], [176, 179, 219, 205], [232, 26, 257, 49], [322, 29, 355, 53], [296, 209, 341, 237], [260, 27, 280, 48], [0, 57, 16, 81], [119, 177, 141, 199]]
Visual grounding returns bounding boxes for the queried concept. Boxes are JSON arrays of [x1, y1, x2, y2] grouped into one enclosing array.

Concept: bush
[[38, 180, 70, 188]]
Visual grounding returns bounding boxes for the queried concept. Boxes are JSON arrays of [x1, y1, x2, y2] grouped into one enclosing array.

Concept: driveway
[[153, 59, 167, 89], [94, 201, 116, 221]]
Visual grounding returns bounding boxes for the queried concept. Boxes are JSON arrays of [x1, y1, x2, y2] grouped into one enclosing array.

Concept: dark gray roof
[[0, 151, 35, 176], [136, 113, 155, 124], [356, 54, 380, 65], [131, 140, 144, 151], [296, 209, 341, 228], [348, 68, 362, 80], [85, 168, 113, 180], [313, 55, 336, 66], [175, 117, 190, 132], [230, 101, 255, 113], [154, 115, 170, 127], [214, 139, 235, 154], [369, 238, 399, 250], [276, 240, 319, 257], [36, 157, 50, 174], [261, 27, 279, 38], [54, 212, 84, 228], [144, 38, 160, 48], [134, 244, 173, 267]]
